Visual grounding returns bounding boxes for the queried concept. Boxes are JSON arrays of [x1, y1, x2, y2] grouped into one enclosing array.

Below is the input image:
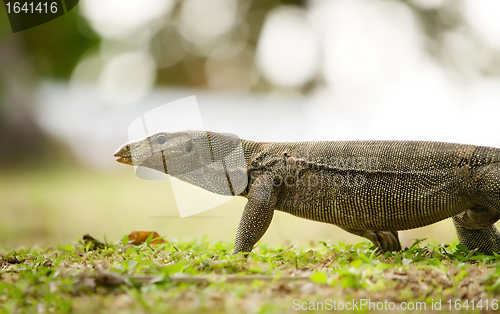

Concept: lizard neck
[[242, 139, 265, 166]]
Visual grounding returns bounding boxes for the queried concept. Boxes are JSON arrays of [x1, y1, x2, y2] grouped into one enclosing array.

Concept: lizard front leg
[[341, 228, 402, 252], [233, 175, 277, 254]]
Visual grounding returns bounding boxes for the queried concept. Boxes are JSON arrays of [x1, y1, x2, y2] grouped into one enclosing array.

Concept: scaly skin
[[115, 130, 500, 255]]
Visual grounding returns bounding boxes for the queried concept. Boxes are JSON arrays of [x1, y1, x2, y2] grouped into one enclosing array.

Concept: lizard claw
[[364, 230, 402, 252], [341, 228, 402, 252]]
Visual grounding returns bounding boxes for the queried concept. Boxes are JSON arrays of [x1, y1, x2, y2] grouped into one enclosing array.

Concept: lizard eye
[[157, 135, 167, 145], [185, 141, 193, 153]]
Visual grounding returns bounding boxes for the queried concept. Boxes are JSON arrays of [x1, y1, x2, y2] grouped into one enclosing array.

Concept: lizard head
[[114, 130, 248, 195], [114, 131, 197, 174]]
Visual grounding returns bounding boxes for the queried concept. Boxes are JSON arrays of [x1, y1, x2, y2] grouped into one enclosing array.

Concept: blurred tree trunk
[[0, 36, 49, 165]]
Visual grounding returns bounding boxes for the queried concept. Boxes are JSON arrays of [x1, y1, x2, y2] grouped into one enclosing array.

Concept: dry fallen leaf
[[128, 231, 165, 245]]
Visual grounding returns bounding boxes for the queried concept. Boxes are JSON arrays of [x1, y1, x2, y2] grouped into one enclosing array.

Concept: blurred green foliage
[[0, 0, 498, 165], [0, 5, 99, 164], [18, 7, 100, 79], [0, 4, 99, 79]]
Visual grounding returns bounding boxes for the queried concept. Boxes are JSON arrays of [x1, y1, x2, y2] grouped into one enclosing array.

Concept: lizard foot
[[362, 230, 401, 252], [341, 228, 402, 252]]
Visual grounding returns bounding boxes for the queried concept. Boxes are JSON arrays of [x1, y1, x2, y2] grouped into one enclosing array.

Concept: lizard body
[[115, 131, 500, 254]]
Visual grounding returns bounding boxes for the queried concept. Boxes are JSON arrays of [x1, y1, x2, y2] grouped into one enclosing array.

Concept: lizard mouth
[[115, 156, 133, 165], [114, 144, 154, 166], [114, 145, 134, 165]]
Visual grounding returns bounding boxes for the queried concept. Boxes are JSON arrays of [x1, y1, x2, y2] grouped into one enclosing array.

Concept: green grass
[[2, 238, 500, 313]]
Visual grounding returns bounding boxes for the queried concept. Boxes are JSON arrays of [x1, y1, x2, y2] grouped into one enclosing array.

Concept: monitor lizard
[[114, 130, 500, 255]]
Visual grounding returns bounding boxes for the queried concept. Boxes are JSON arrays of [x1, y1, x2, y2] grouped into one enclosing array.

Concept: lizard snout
[[114, 145, 131, 158], [114, 144, 133, 165]]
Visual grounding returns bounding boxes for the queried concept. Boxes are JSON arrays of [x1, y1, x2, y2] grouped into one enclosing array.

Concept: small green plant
[[1, 238, 500, 313]]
